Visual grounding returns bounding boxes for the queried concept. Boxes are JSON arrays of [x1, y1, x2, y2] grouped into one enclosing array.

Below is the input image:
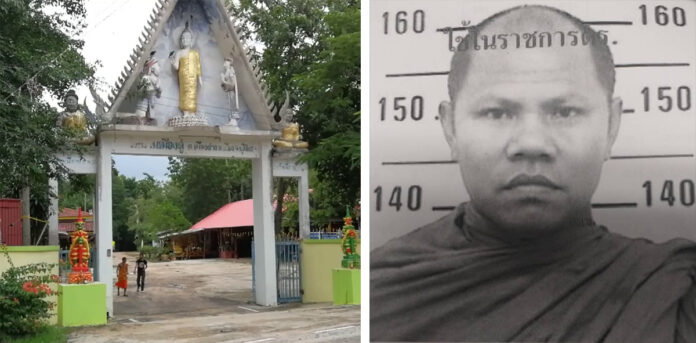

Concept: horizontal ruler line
[[432, 203, 638, 211], [385, 63, 691, 78], [583, 21, 633, 25], [382, 154, 695, 165], [383, 160, 456, 165], [616, 63, 690, 68], [592, 202, 638, 208], [436, 21, 632, 32], [386, 71, 449, 77], [611, 153, 695, 159]]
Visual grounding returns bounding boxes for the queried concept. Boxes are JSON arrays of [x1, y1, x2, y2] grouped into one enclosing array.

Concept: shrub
[[0, 245, 59, 340], [8, 324, 67, 343], [138, 245, 171, 261]]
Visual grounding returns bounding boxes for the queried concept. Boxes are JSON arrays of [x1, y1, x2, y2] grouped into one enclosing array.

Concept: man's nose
[[505, 114, 557, 161]]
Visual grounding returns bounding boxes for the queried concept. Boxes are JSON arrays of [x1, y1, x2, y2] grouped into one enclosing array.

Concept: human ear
[[439, 101, 458, 157], [605, 97, 622, 160]]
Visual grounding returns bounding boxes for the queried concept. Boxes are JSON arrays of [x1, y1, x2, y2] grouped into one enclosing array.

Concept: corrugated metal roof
[[187, 199, 253, 232], [59, 222, 94, 232], [59, 208, 94, 221]]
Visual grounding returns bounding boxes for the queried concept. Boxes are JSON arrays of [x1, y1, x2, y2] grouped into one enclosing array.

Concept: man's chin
[[496, 216, 563, 236], [485, 199, 569, 234]]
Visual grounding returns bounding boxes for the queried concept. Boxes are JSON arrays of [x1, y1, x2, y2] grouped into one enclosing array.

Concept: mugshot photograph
[[370, 1, 696, 342]]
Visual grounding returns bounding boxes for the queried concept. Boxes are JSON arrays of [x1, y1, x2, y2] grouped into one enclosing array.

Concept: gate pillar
[[95, 136, 114, 315], [252, 141, 278, 306]]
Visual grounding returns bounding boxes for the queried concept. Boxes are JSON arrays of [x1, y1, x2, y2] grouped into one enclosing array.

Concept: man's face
[[65, 96, 78, 112], [441, 33, 621, 236]]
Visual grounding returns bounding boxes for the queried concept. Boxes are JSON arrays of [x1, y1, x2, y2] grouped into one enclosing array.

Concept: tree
[[168, 158, 252, 223], [0, 0, 96, 193], [0, 0, 95, 243], [58, 174, 95, 212], [147, 200, 190, 235], [127, 190, 190, 247], [295, 6, 360, 213], [111, 169, 136, 251], [228, 0, 361, 229]]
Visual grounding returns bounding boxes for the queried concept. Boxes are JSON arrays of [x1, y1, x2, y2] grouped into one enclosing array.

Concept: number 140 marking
[[643, 180, 695, 207]]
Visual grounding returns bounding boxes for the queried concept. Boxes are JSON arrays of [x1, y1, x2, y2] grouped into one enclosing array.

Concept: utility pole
[[21, 186, 31, 245]]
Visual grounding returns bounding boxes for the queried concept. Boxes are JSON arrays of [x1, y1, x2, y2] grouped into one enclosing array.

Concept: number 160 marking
[[383, 10, 425, 34]]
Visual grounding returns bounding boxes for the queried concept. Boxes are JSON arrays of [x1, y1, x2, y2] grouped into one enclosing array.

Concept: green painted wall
[[58, 283, 107, 327], [0, 245, 59, 324], [332, 268, 360, 305], [301, 240, 361, 303]]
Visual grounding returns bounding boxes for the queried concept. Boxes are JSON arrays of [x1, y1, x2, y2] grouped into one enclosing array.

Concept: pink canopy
[[186, 199, 253, 233]]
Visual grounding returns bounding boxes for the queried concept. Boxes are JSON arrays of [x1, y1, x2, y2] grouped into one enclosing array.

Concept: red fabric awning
[[186, 199, 253, 233]]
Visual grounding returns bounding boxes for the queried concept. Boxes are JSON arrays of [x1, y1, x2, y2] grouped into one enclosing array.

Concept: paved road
[[68, 304, 360, 342]]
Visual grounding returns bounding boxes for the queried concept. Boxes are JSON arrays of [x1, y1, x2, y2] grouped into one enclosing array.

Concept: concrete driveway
[[67, 252, 360, 342]]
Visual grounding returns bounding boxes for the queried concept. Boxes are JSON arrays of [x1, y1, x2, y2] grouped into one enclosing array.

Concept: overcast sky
[[80, 0, 170, 181]]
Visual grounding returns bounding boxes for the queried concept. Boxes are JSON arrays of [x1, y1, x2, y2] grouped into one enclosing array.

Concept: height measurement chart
[[370, 0, 696, 249]]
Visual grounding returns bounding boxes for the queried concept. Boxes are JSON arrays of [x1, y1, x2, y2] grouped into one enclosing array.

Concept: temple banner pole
[[21, 186, 31, 245], [48, 177, 59, 246]]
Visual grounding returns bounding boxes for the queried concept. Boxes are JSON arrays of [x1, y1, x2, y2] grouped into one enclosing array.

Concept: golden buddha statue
[[58, 90, 95, 145], [271, 93, 308, 149], [169, 21, 201, 116], [273, 123, 309, 149]]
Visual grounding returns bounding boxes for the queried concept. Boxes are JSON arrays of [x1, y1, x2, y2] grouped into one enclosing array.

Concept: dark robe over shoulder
[[371, 203, 696, 342]]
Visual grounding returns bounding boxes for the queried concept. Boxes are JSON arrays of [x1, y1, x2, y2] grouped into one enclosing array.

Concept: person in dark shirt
[[371, 4, 696, 342], [134, 252, 148, 292]]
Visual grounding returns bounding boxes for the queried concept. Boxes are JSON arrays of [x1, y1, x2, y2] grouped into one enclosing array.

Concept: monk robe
[[371, 203, 696, 342], [115, 262, 128, 290]]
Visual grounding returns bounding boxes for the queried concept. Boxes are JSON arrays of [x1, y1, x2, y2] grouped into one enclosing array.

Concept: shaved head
[[448, 5, 616, 103], [439, 4, 623, 236]]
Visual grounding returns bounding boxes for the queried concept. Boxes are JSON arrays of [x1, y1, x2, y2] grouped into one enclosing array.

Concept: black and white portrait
[[370, 1, 696, 341]]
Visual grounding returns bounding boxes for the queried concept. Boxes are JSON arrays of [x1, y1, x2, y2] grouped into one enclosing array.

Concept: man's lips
[[502, 174, 562, 190]]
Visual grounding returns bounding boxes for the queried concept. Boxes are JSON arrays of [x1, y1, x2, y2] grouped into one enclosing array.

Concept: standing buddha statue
[[169, 21, 202, 117]]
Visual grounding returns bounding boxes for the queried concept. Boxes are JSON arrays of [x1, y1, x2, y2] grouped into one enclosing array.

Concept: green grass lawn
[[7, 326, 68, 343]]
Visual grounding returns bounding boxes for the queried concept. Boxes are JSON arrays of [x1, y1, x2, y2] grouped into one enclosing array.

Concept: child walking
[[115, 257, 129, 296]]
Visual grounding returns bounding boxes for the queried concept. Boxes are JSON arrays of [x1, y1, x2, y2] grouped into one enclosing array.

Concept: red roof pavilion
[[59, 208, 94, 232], [185, 199, 253, 233]]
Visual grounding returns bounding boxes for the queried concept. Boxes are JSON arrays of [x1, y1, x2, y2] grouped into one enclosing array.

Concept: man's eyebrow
[[470, 96, 521, 109], [542, 94, 592, 107]]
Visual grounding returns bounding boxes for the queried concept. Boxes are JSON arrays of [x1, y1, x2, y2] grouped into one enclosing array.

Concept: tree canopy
[[228, 0, 361, 226], [0, 0, 95, 197], [167, 158, 252, 223]]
